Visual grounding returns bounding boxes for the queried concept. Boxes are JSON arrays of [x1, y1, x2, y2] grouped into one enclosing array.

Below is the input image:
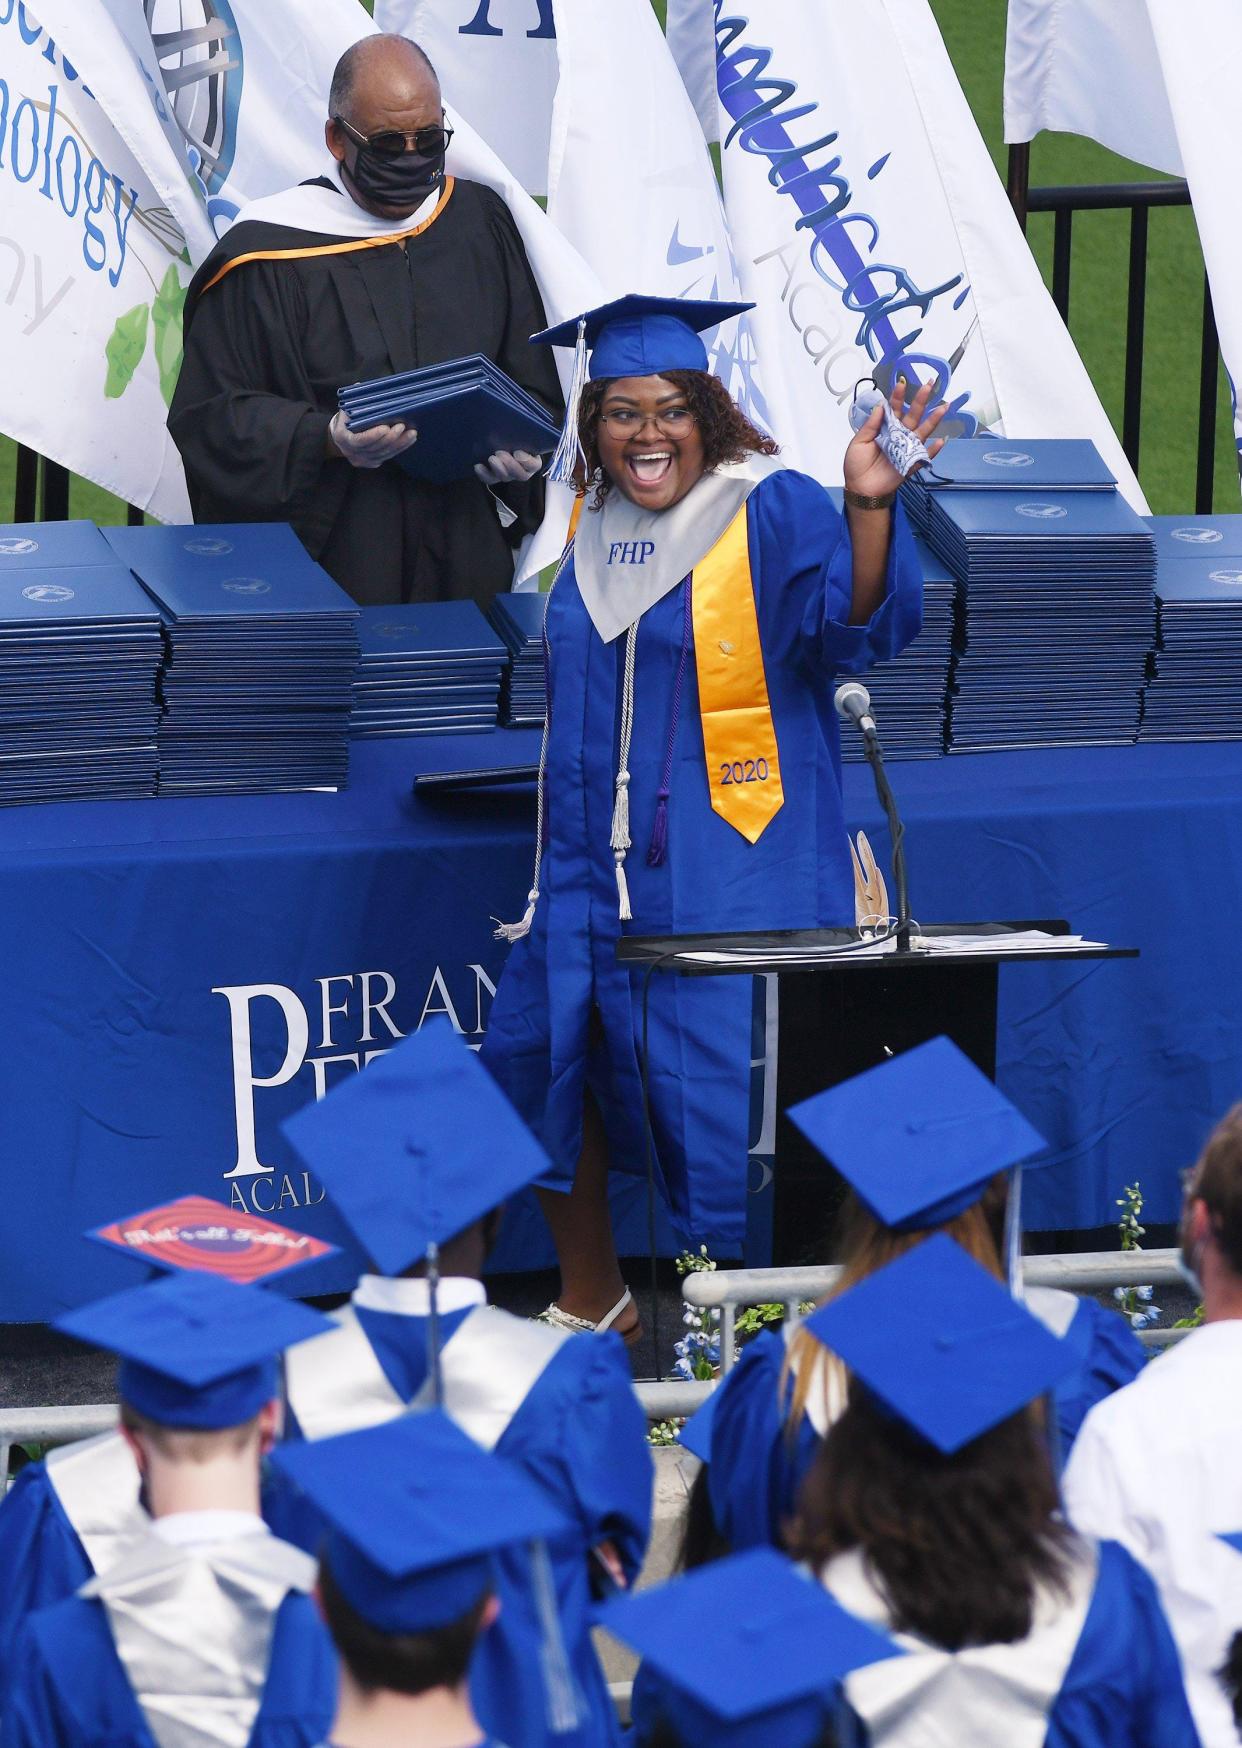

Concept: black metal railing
[[1006, 144, 1222, 512], [10, 447, 144, 526]]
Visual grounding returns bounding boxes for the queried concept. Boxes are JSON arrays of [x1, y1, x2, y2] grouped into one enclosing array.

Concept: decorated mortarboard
[[55, 1270, 333, 1431], [788, 1036, 1048, 1232], [280, 1019, 552, 1277], [87, 1194, 338, 1285], [597, 1548, 901, 1748], [530, 293, 754, 486], [805, 1233, 1079, 1454], [272, 1412, 569, 1634]]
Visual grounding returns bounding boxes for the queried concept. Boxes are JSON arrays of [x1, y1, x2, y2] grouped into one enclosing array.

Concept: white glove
[[328, 410, 418, 470], [473, 450, 543, 487]]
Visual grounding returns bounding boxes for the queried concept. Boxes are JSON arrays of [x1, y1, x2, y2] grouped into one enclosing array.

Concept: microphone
[[834, 681, 877, 736], [834, 682, 914, 953]]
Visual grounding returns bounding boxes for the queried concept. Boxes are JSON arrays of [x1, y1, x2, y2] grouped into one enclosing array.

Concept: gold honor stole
[[565, 493, 783, 842], [691, 504, 784, 842]]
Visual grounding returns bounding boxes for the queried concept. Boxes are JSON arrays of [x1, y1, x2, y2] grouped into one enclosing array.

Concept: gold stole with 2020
[[691, 503, 784, 841]]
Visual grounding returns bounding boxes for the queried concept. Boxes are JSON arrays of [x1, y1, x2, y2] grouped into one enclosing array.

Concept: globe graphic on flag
[[144, 0, 243, 197]]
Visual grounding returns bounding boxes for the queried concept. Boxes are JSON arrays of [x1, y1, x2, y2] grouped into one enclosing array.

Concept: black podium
[[617, 921, 1137, 1268]]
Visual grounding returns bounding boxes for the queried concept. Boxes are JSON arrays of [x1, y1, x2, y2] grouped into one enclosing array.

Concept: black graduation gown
[[168, 177, 563, 607]]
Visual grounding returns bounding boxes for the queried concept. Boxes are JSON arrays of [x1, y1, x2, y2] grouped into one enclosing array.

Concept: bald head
[[328, 34, 440, 129]]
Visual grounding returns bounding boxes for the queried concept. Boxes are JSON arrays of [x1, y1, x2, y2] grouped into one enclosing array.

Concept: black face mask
[[345, 140, 445, 212]]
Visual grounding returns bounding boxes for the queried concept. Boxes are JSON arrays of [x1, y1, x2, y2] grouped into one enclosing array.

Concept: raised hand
[[843, 376, 947, 500]]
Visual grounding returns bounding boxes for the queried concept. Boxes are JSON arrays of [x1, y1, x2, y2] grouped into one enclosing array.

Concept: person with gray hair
[[170, 34, 561, 607]]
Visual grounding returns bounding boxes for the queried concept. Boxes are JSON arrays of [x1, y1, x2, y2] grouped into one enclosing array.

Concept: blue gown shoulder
[[2, 1588, 335, 1748], [1053, 1298, 1146, 1460], [1047, 1539, 1199, 1748], [706, 1331, 819, 1552], [0, 1461, 93, 1690]]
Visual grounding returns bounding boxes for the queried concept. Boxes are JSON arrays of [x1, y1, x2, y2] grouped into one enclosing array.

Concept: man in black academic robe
[[168, 33, 562, 608]]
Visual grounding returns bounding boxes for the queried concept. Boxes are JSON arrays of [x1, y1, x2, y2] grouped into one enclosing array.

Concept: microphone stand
[[859, 721, 913, 954]]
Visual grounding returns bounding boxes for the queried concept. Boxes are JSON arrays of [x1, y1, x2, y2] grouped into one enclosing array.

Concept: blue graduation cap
[[280, 1020, 551, 1278], [55, 1270, 333, 1431], [805, 1233, 1079, 1454], [598, 1548, 901, 1748], [788, 1036, 1049, 1232], [271, 1412, 569, 1634], [531, 293, 754, 485], [676, 1386, 720, 1464]]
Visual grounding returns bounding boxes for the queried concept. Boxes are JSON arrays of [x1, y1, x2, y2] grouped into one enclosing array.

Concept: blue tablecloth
[[2, 735, 1237, 1320]]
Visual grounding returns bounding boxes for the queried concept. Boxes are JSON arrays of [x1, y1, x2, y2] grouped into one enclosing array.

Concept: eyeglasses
[[334, 115, 454, 159], [599, 407, 696, 438]]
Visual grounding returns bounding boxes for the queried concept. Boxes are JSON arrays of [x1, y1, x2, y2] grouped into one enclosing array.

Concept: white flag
[[683, 0, 1144, 507], [546, 0, 766, 424], [373, 0, 560, 198], [1004, 0, 1182, 175], [0, 5, 193, 518], [1006, 0, 1242, 483]]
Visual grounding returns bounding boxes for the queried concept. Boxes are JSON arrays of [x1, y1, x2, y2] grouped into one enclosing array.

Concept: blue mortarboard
[[805, 1233, 1079, 1454], [532, 294, 754, 381], [55, 1271, 333, 1430], [788, 1036, 1049, 1232], [272, 1412, 569, 1634], [598, 1548, 901, 1748], [280, 1020, 552, 1276], [531, 293, 754, 487]]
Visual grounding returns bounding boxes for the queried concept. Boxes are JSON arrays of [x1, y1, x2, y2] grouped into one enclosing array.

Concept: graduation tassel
[[495, 887, 539, 944], [646, 789, 670, 867], [425, 1241, 443, 1407], [493, 582, 556, 943], [610, 622, 638, 923], [545, 317, 589, 488]]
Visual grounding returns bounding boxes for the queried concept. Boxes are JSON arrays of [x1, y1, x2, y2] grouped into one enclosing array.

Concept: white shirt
[[1062, 1319, 1242, 1747], [152, 1510, 270, 1548]]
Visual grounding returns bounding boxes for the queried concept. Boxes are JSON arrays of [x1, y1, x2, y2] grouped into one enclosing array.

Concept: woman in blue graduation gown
[[703, 1193, 1144, 1552], [482, 294, 939, 1332]]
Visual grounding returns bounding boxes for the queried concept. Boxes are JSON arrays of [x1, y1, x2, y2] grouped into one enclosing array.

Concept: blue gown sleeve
[[707, 1333, 821, 1553], [1, 1598, 147, 1748], [0, 1463, 93, 1692], [1047, 1541, 1200, 1748], [250, 1592, 340, 1747], [1053, 1299, 1147, 1461], [749, 469, 923, 675]]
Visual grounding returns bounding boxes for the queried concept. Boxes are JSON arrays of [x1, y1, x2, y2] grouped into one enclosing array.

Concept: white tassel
[[615, 854, 633, 923], [493, 887, 539, 943], [610, 770, 630, 852], [546, 317, 589, 488]]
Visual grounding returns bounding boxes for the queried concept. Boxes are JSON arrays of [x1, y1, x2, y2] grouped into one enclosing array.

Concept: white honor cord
[[611, 621, 639, 922]]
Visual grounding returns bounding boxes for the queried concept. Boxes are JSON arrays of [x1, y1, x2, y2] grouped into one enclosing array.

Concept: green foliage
[[1173, 1302, 1205, 1330], [647, 1418, 682, 1447], [103, 304, 149, 400], [152, 264, 187, 408]]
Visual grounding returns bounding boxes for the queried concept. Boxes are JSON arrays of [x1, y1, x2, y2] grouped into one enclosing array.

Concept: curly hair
[[575, 369, 778, 507], [789, 1392, 1075, 1651]]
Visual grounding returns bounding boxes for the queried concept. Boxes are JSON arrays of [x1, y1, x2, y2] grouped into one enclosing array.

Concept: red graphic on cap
[[90, 1195, 337, 1283]]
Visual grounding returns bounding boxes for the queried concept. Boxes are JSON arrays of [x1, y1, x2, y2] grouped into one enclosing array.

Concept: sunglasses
[[334, 115, 454, 159]]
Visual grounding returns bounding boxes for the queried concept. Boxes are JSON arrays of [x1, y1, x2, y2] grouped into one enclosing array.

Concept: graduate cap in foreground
[[531, 293, 754, 485], [788, 1035, 1049, 1232], [597, 1548, 901, 1748], [280, 1019, 552, 1276], [676, 1383, 720, 1464], [272, 1412, 569, 1633], [805, 1233, 1079, 1454], [55, 1270, 333, 1430]]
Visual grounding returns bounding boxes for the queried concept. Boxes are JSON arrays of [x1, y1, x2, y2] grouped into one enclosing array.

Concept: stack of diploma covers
[[0, 521, 161, 804], [906, 438, 1154, 751], [487, 593, 547, 727], [351, 603, 506, 736], [1140, 520, 1242, 740], [338, 356, 561, 483], [843, 536, 954, 760], [104, 524, 358, 795]]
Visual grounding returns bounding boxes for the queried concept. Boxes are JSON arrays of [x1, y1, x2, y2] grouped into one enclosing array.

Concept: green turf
[[4, 0, 1233, 522]]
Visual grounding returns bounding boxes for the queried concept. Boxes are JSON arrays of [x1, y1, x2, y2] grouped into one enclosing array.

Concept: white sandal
[[537, 1287, 641, 1344]]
